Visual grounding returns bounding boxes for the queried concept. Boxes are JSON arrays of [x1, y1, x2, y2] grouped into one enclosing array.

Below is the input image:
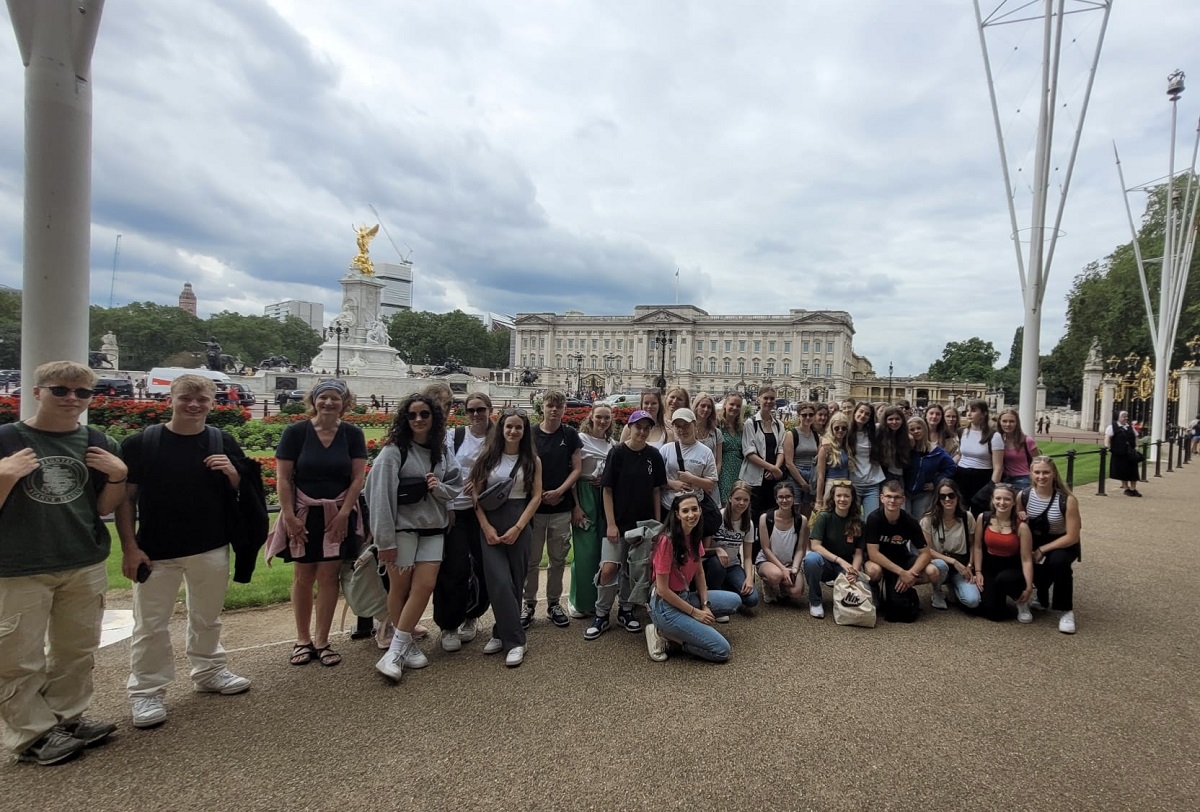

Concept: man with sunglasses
[[0, 361, 127, 765]]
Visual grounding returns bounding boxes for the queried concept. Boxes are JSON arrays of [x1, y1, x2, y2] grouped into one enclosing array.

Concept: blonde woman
[[664, 386, 691, 434], [717, 393, 745, 503], [692, 392, 724, 477], [569, 403, 615, 619], [814, 412, 851, 502]]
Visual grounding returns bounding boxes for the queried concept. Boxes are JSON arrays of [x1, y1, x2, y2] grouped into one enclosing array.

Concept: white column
[[1099, 379, 1116, 431], [1178, 368, 1200, 432], [10, 0, 104, 419]]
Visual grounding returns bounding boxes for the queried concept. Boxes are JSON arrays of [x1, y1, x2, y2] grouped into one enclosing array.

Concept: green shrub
[[280, 402, 307, 415]]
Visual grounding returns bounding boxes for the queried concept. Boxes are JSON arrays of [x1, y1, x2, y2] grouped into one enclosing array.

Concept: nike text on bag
[[832, 573, 877, 628]]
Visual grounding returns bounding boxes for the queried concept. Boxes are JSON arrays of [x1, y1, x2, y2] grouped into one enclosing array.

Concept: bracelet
[[107, 477, 127, 485]]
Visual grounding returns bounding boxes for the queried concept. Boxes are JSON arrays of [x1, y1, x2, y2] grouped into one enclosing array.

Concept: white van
[[145, 367, 233, 400], [599, 392, 644, 408]]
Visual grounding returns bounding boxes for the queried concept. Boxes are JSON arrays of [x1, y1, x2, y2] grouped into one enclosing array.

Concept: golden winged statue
[[352, 223, 380, 276]]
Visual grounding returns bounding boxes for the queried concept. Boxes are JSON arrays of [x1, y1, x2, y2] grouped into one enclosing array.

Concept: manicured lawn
[[1036, 441, 1105, 487]]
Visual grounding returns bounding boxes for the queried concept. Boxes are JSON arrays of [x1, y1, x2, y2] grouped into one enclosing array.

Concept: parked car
[[599, 392, 643, 407], [227, 382, 256, 406], [288, 389, 306, 403], [94, 376, 134, 398]]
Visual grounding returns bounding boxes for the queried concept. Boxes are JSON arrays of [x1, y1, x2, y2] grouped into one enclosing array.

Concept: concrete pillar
[[1100, 379, 1116, 431], [1177, 368, 1200, 432], [10, 0, 104, 419], [1080, 368, 1103, 432]]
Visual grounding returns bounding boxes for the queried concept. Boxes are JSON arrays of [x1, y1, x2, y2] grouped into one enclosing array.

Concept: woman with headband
[[272, 379, 367, 668]]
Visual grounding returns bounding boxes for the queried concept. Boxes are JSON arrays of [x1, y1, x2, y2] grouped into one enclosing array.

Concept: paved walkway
[[5, 462, 1200, 811]]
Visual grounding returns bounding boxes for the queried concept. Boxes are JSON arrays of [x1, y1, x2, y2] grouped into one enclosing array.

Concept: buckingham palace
[[512, 304, 862, 402]]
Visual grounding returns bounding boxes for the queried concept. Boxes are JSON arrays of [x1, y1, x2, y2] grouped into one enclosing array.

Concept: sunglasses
[[800, 413, 815, 418], [830, 479, 852, 487], [938, 492, 958, 501], [832, 426, 848, 432], [405, 410, 432, 421], [501, 408, 528, 418], [466, 407, 489, 415], [46, 386, 95, 399]]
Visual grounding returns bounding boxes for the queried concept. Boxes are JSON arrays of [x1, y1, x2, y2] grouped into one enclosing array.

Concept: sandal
[[315, 646, 342, 667], [290, 643, 317, 666]]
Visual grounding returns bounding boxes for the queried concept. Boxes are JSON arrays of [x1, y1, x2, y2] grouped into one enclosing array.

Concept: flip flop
[[315, 646, 342, 667], [290, 643, 317, 666]]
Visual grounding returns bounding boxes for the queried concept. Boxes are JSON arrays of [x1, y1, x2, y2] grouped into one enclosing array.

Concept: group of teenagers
[[328, 383, 1085, 682], [0, 364, 1087, 768]]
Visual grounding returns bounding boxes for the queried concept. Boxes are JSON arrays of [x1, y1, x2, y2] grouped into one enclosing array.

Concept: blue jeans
[[931, 559, 981, 608], [701, 557, 760, 608], [856, 482, 882, 517], [649, 589, 742, 662], [1004, 475, 1031, 492], [801, 551, 846, 605]]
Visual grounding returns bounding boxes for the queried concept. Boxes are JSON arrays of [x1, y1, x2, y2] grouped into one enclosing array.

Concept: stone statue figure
[[331, 296, 357, 331], [366, 319, 390, 345], [352, 223, 380, 276], [1086, 337, 1102, 367], [101, 331, 117, 348], [197, 336, 222, 372]]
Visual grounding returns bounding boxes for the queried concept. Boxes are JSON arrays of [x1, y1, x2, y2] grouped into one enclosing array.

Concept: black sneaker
[[520, 603, 535, 629], [61, 717, 116, 747], [583, 615, 610, 640], [17, 728, 86, 766], [547, 602, 570, 627], [616, 609, 643, 634]]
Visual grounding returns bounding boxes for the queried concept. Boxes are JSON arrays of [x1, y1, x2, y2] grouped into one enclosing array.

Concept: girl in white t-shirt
[[954, 399, 1003, 510]]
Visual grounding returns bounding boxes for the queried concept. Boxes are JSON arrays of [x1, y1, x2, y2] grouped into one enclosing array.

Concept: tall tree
[[926, 337, 1000, 382]]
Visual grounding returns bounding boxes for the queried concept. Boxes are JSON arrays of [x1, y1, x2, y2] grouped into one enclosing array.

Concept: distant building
[[376, 260, 413, 315], [178, 282, 197, 315], [264, 299, 323, 331]]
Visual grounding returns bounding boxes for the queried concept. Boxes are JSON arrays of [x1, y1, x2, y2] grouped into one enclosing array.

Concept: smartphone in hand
[[136, 562, 151, 583]]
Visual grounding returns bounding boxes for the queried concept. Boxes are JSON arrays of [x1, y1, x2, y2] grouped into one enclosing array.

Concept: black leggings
[[1034, 543, 1081, 611], [980, 552, 1027, 621]]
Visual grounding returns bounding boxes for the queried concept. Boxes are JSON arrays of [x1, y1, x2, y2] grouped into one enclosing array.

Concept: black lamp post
[[569, 352, 584, 398], [324, 325, 347, 377], [888, 361, 894, 404], [651, 330, 675, 390]]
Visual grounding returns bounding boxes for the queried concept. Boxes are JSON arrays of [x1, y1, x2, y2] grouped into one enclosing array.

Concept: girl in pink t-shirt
[[645, 494, 742, 663]]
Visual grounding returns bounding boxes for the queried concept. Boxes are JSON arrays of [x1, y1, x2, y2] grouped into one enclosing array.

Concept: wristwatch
[[703, 601, 711, 608]]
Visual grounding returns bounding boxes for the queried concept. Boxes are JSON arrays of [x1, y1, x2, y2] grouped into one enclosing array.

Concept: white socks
[[388, 629, 413, 655]]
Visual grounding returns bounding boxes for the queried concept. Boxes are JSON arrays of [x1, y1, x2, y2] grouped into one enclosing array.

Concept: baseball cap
[[671, 408, 697, 424], [627, 409, 654, 425]]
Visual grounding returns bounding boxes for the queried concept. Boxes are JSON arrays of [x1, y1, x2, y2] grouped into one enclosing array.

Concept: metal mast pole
[[8, 0, 105, 419], [974, 0, 1112, 433]]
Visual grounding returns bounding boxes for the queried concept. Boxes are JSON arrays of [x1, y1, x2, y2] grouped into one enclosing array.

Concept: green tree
[[386, 310, 508, 367], [926, 337, 1000, 382], [0, 290, 20, 368], [90, 302, 203, 370]]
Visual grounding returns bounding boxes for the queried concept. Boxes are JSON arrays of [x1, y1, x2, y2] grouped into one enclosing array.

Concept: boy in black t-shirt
[[587, 410, 667, 640], [521, 391, 582, 629], [864, 480, 938, 598]]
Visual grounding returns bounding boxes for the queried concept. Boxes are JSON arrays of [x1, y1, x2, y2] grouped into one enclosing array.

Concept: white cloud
[[0, 0, 1196, 376]]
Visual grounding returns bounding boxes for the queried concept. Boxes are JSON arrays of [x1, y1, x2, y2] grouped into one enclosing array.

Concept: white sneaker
[[193, 668, 251, 695], [505, 645, 526, 667], [1016, 601, 1033, 624], [567, 602, 586, 619], [441, 630, 462, 652], [400, 642, 429, 669], [131, 695, 167, 729], [714, 614, 731, 624], [1058, 610, 1077, 634], [375, 651, 403, 681], [457, 618, 478, 642], [930, 589, 948, 610], [645, 623, 668, 662], [809, 603, 825, 619], [482, 637, 504, 655]]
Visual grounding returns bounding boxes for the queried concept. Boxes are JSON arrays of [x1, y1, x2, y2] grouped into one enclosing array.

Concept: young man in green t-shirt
[[0, 361, 127, 765]]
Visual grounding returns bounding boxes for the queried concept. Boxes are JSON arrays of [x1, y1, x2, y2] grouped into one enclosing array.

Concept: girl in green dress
[[568, 404, 615, 617], [718, 393, 745, 503]]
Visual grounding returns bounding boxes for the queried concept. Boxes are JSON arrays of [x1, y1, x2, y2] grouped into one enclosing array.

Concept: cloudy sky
[[1, 0, 1197, 374]]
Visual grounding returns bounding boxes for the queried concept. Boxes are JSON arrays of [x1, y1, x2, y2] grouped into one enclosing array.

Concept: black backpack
[[882, 578, 920, 623], [141, 424, 268, 584]]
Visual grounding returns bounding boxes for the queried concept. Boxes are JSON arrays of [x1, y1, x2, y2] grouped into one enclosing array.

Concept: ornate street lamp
[[651, 330, 675, 390], [323, 325, 347, 377], [568, 352, 584, 398]]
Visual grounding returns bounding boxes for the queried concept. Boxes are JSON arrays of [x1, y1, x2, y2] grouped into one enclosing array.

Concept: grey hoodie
[[364, 441, 462, 551]]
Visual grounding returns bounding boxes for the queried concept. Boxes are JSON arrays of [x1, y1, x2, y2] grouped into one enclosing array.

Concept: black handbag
[[970, 481, 996, 514], [478, 462, 519, 511], [394, 446, 429, 505]]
